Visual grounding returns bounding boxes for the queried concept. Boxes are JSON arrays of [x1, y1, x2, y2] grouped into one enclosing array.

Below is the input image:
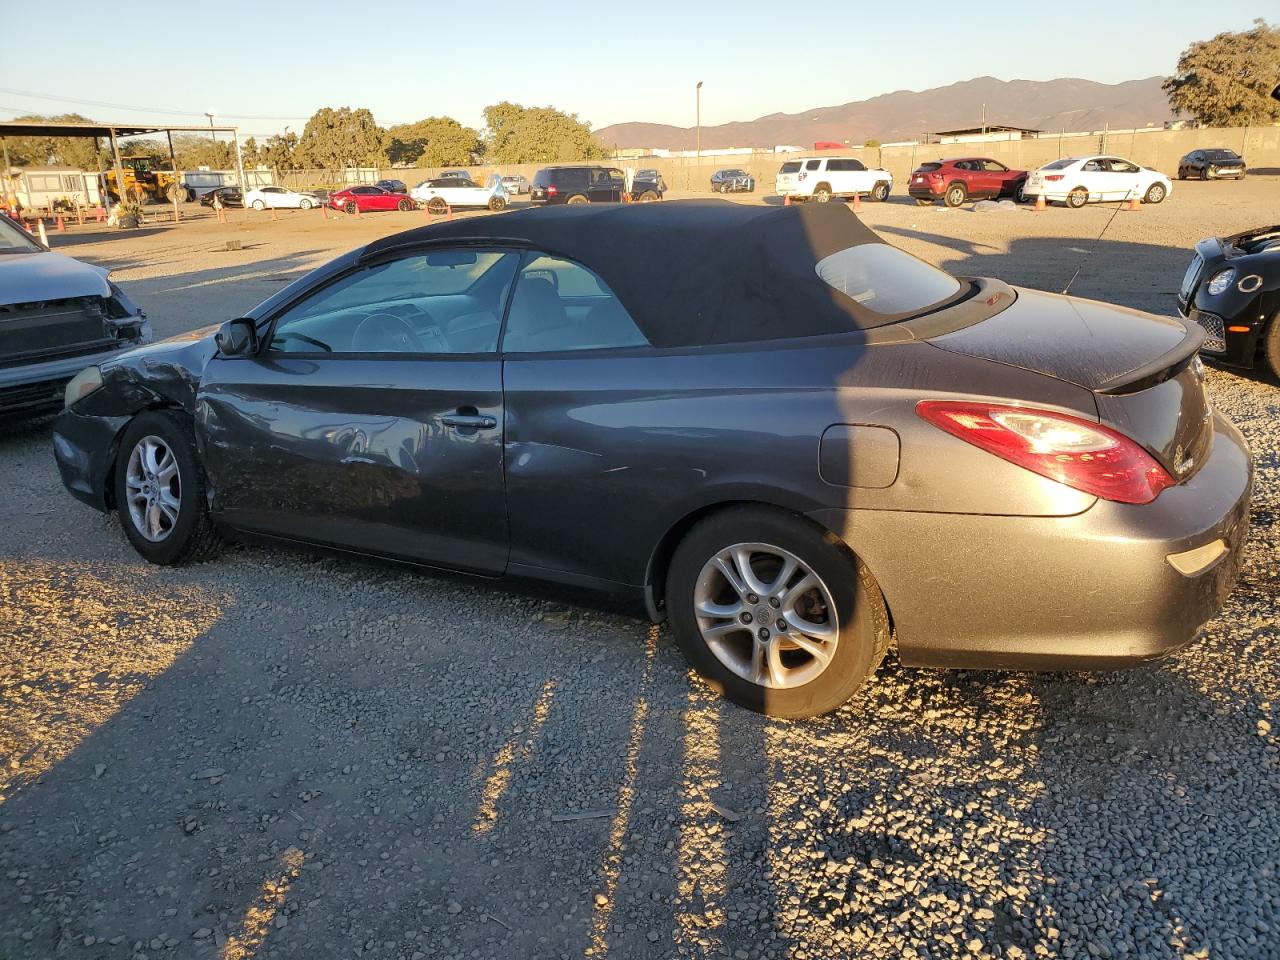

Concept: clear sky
[[0, 2, 1267, 140]]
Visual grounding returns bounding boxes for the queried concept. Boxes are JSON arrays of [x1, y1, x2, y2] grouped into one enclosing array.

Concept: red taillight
[[915, 400, 1175, 505], [545, 185, 558, 196], [1045, 174, 1065, 182]]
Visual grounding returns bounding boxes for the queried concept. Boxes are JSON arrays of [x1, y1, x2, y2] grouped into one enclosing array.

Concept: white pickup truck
[[411, 175, 508, 213], [774, 157, 892, 203]]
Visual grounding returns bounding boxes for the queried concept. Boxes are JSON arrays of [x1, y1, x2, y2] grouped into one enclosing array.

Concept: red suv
[[908, 158, 1028, 207]]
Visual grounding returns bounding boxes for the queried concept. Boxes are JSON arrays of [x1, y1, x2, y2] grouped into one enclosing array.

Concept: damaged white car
[[411, 175, 509, 214]]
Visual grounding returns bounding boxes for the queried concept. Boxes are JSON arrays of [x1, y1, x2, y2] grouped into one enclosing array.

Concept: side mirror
[[215, 318, 259, 357]]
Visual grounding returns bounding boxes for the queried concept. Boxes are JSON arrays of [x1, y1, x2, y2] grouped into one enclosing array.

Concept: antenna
[[1061, 183, 1132, 296]]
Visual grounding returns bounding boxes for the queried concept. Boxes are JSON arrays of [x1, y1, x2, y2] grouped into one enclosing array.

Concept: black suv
[[531, 166, 628, 205]]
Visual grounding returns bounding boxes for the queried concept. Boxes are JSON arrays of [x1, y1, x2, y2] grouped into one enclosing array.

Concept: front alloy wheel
[[125, 436, 180, 543]]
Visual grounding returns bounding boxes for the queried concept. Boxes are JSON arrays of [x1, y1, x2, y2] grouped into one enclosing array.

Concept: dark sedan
[[1178, 224, 1280, 378], [1177, 149, 1246, 181], [199, 186, 243, 208], [53, 202, 1251, 717], [0, 212, 150, 414], [711, 168, 755, 193]]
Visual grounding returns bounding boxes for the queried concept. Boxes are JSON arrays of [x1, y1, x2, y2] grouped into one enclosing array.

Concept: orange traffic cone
[[354, 204, 360, 218], [1126, 192, 1140, 212], [270, 206, 278, 221], [446, 204, 454, 221], [55, 214, 66, 232], [851, 193, 862, 213], [783, 194, 791, 206], [95, 205, 106, 222], [1034, 192, 1046, 212]]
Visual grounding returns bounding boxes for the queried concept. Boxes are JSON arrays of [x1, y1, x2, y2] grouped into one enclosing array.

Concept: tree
[[296, 107, 386, 171], [169, 135, 236, 170], [260, 132, 300, 170], [482, 103, 607, 163], [385, 117, 479, 167], [1164, 19, 1280, 126], [3, 113, 102, 170]]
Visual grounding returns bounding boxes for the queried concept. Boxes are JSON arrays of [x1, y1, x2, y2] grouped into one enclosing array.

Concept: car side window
[[1083, 160, 1104, 172], [805, 159, 821, 171], [982, 160, 1006, 172], [503, 254, 649, 354], [268, 250, 521, 356], [1110, 159, 1138, 173]]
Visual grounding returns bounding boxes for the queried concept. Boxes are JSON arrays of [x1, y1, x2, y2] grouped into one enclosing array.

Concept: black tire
[[1177, 167, 1186, 180], [1262, 316, 1280, 382], [345, 201, 358, 215], [1200, 167, 1209, 181], [1015, 182, 1029, 203], [566, 194, 588, 205], [914, 198, 933, 206], [944, 182, 967, 208], [812, 184, 832, 203], [871, 181, 890, 202], [114, 410, 222, 566], [1066, 187, 1089, 208], [426, 197, 448, 215], [396, 199, 412, 212], [637, 190, 658, 203], [488, 196, 506, 211], [300, 198, 313, 210], [252, 199, 265, 211], [1144, 182, 1167, 204], [665, 506, 890, 718]]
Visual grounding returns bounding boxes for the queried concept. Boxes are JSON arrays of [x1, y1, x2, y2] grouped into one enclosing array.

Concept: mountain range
[[593, 76, 1174, 150]]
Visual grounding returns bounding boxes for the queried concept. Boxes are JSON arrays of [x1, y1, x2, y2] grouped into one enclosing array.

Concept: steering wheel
[[352, 312, 432, 353]]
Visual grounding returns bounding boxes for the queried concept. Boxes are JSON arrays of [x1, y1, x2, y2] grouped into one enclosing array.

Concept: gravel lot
[[2, 179, 1278, 960]]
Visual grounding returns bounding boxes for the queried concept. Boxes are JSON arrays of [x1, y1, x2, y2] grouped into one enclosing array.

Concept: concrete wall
[[274, 125, 1280, 194]]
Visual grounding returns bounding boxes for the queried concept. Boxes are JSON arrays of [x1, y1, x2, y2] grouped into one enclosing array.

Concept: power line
[[0, 87, 309, 121]]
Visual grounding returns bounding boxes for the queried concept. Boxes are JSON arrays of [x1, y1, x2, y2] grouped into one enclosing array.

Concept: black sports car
[[199, 186, 243, 208], [1177, 149, 1246, 181], [1178, 224, 1280, 378], [711, 168, 755, 193], [53, 202, 1251, 717]]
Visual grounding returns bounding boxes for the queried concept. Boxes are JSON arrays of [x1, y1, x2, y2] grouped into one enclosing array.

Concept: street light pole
[[696, 81, 703, 161]]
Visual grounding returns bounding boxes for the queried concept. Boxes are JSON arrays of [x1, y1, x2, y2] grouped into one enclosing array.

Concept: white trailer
[[7, 167, 103, 214]]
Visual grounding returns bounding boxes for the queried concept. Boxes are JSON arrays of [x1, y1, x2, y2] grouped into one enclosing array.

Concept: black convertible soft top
[[364, 200, 897, 348]]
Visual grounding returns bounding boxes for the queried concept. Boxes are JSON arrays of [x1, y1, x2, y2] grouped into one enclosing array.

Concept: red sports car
[[908, 157, 1028, 207], [328, 185, 416, 214]]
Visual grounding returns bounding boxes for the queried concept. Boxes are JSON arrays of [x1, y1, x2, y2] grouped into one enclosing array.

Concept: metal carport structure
[[0, 119, 245, 220]]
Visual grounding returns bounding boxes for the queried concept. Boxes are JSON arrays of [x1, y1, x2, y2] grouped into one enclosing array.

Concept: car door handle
[[441, 413, 497, 429]]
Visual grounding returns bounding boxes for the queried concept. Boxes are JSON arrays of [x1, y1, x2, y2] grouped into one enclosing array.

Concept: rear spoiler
[[1095, 316, 1205, 395]]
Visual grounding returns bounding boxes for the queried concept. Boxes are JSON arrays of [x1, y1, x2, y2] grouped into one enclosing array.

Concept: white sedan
[[243, 185, 321, 211], [1022, 156, 1171, 208], [410, 175, 508, 213]]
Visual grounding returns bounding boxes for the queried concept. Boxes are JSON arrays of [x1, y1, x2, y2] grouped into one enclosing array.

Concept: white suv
[[775, 157, 893, 203]]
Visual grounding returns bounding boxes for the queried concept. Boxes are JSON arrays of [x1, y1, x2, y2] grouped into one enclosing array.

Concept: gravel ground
[[1, 179, 1278, 960]]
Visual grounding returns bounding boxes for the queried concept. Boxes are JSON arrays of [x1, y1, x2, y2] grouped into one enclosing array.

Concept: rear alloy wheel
[[566, 195, 589, 205], [252, 199, 266, 211], [397, 199, 413, 212], [637, 190, 658, 203], [666, 507, 890, 718], [1066, 187, 1089, 208], [871, 181, 890, 202], [426, 197, 448, 215], [812, 185, 832, 203], [944, 183, 967, 208], [114, 411, 222, 565], [488, 196, 507, 211], [345, 201, 358, 215], [1144, 182, 1167, 204]]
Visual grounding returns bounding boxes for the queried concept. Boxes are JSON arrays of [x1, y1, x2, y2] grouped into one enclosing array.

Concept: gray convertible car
[[53, 202, 1251, 717], [0, 212, 150, 414]]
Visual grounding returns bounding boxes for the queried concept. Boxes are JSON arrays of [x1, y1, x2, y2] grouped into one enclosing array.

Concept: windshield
[[0, 216, 41, 253], [816, 244, 962, 316], [1205, 150, 1240, 161], [779, 162, 801, 174]]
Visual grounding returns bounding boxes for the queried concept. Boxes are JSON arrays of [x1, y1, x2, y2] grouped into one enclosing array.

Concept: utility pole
[[696, 81, 703, 161]]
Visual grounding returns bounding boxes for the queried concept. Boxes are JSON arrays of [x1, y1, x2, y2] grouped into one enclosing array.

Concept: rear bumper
[[809, 410, 1253, 670], [908, 185, 944, 200]]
